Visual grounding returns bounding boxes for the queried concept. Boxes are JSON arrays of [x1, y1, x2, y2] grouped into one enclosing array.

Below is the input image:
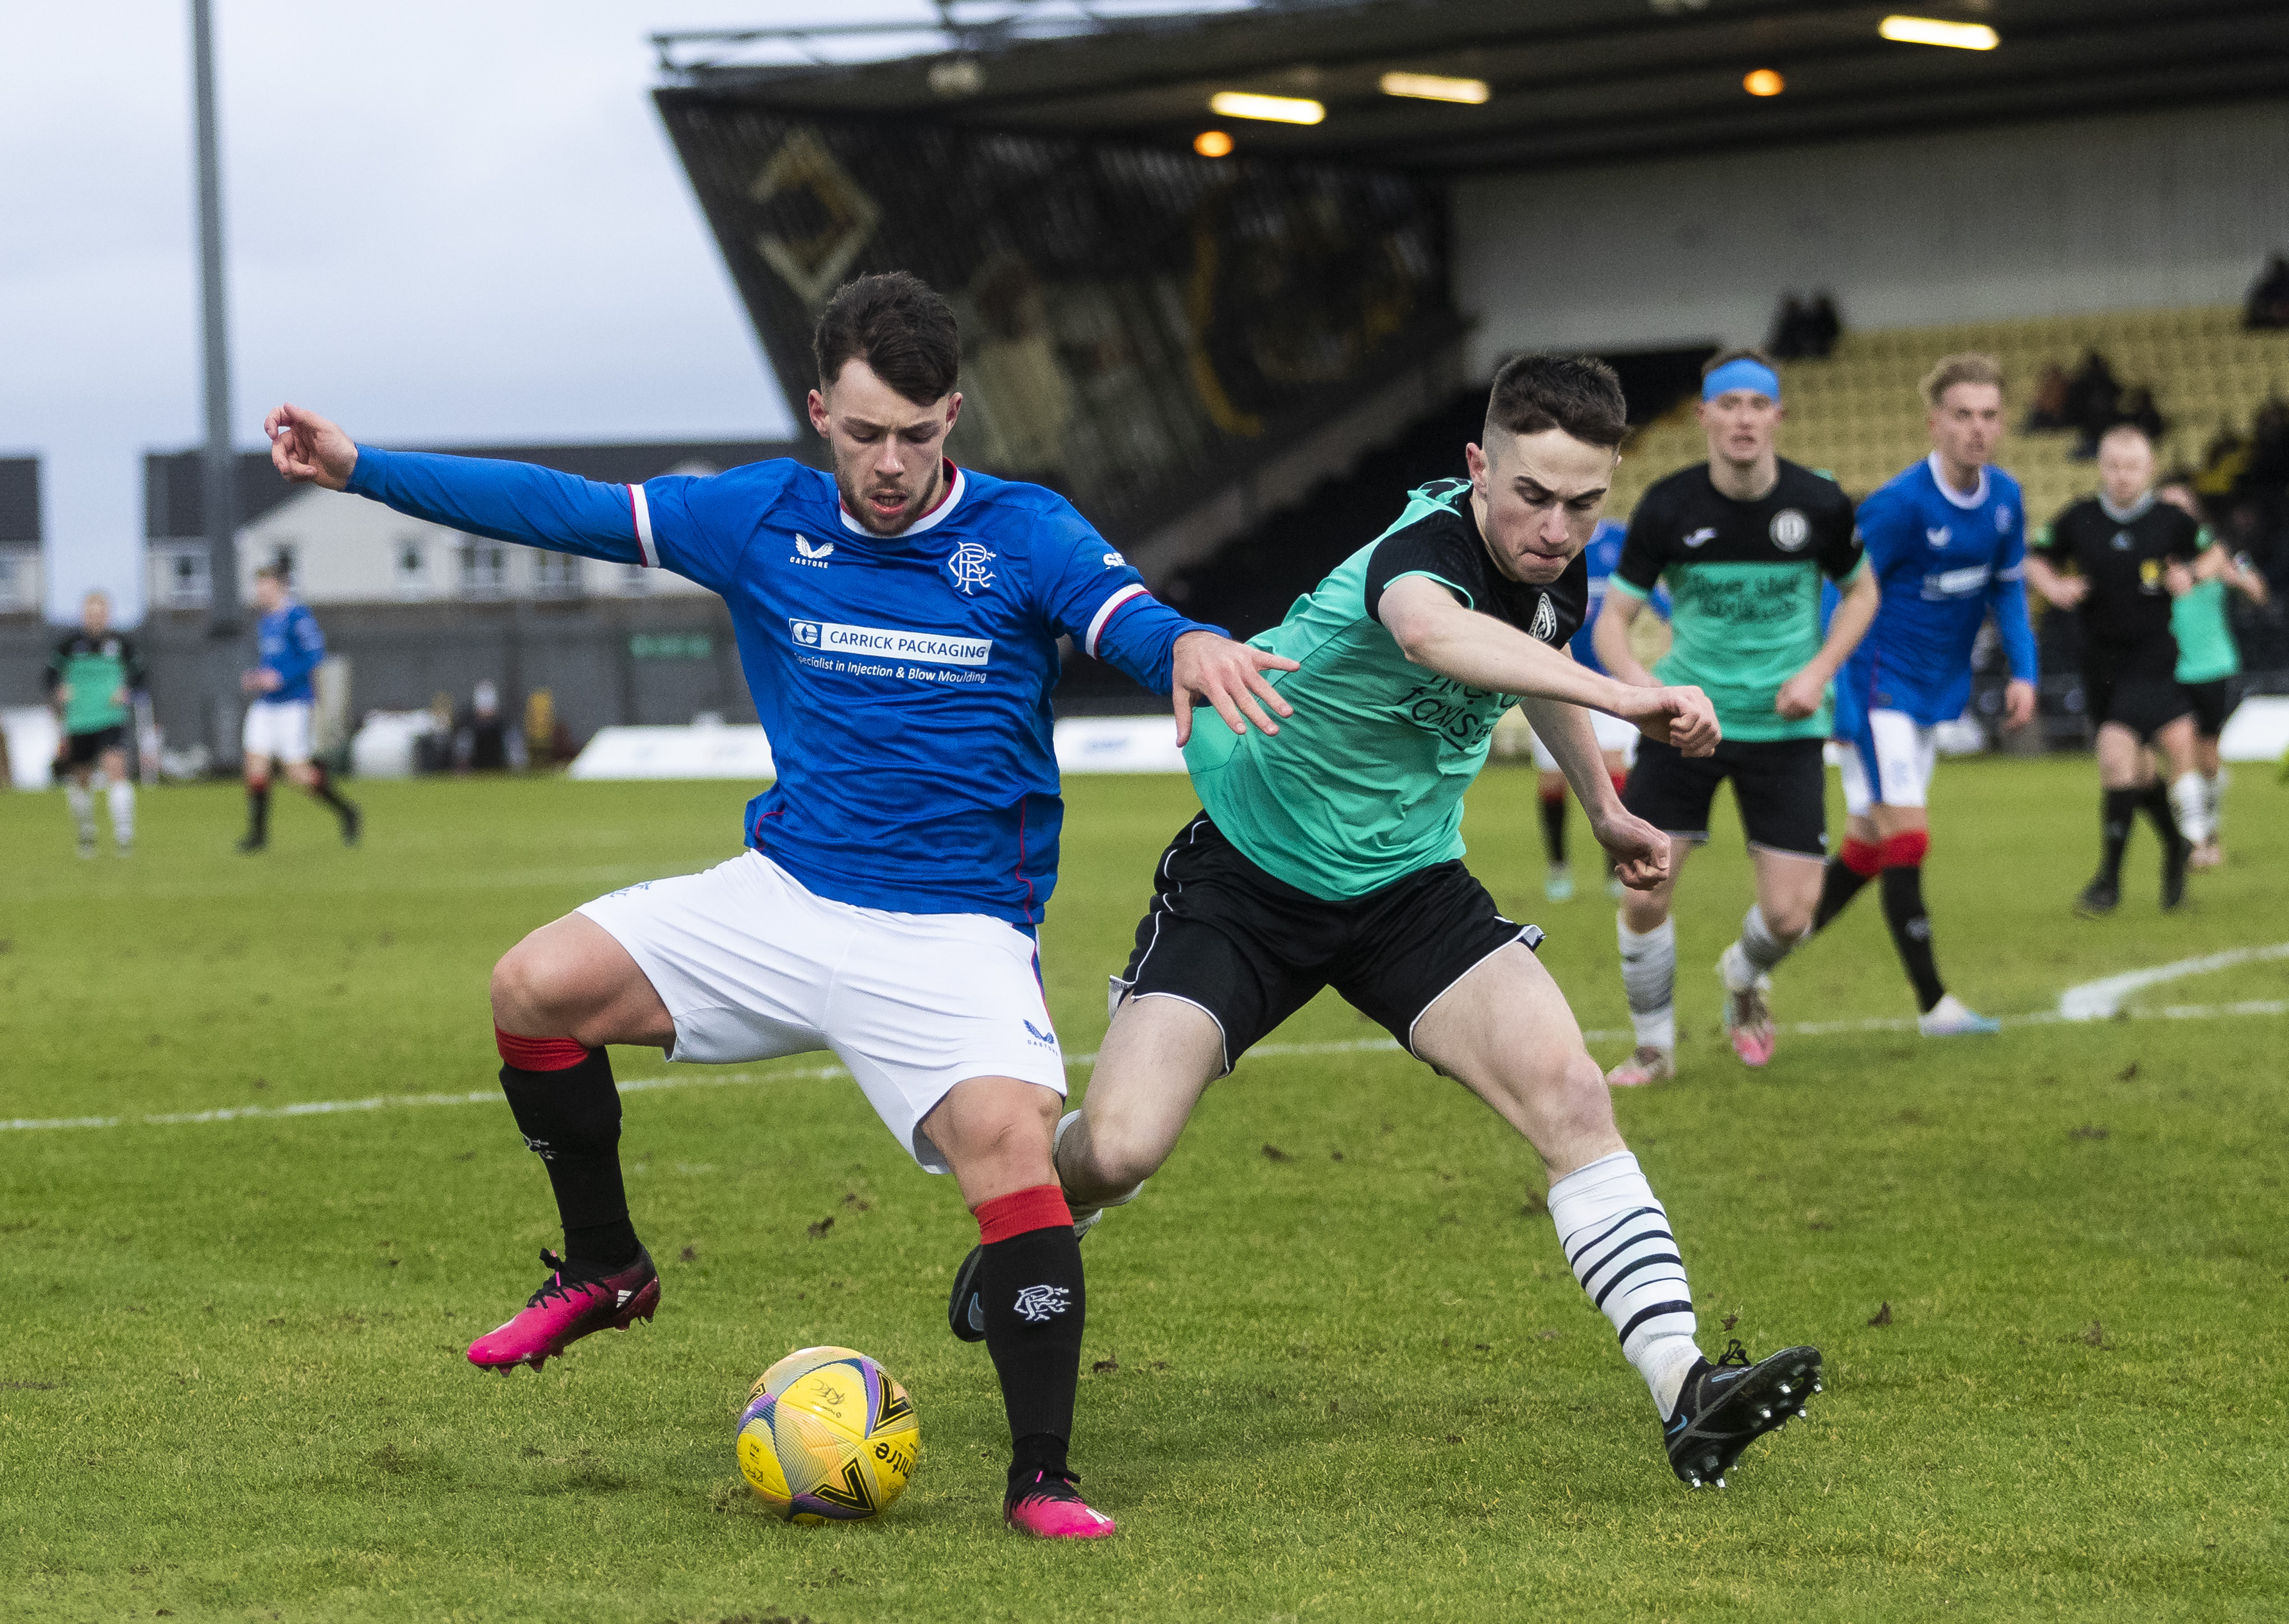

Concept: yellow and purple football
[[736, 1345, 919, 1523]]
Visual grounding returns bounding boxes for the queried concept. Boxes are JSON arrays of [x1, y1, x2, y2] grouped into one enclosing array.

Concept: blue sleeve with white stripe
[[346, 445, 649, 569], [1030, 499, 1220, 694], [1987, 508, 2039, 682]]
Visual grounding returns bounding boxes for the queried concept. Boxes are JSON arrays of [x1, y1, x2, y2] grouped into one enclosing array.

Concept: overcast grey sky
[[2, 2, 891, 623]]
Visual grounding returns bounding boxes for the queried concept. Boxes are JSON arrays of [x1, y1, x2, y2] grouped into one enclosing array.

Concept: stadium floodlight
[[1379, 71, 1490, 105], [1207, 91, 1326, 125], [1878, 15, 2000, 50], [1743, 68, 1784, 97], [1193, 130, 1234, 158]]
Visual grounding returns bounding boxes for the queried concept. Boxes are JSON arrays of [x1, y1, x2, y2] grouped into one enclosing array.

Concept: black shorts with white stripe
[[1111, 813, 1542, 1075]]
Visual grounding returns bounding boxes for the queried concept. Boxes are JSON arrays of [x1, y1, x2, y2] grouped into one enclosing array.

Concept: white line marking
[[7, 998, 2283, 1136], [2057, 942, 2289, 1021]]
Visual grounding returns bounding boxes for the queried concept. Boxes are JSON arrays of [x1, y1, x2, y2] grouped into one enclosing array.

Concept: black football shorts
[[2087, 674, 2192, 742], [62, 725, 127, 768], [1113, 814, 1542, 1074], [2181, 678, 2230, 740], [1623, 735, 1827, 860]]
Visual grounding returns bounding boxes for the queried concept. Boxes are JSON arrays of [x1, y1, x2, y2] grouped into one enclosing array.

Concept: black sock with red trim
[[973, 1185, 1085, 1485], [494, 1028, 640, 1268]]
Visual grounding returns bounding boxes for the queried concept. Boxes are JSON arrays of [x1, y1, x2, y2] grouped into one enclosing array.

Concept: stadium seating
[[1605, 304, 2289, 522]]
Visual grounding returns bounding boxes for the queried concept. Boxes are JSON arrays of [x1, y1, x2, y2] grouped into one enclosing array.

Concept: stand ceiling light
[[1878, 15, 2001, 49], [1207, 91, 1325, 125], [1743, 68, 1784, 96], [1379, 71, 1490, 104]]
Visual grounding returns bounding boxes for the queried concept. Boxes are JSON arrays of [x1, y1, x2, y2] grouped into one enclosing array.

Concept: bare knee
[[490, 937, 571, 1033], [1075, 1108, 1165, 1194]]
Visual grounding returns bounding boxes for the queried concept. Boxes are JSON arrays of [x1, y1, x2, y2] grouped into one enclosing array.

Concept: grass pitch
[[3, 757, 2285, 1621]]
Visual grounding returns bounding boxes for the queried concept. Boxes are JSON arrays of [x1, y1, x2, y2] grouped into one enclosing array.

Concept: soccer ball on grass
[[736, 1345, 919, 1522]]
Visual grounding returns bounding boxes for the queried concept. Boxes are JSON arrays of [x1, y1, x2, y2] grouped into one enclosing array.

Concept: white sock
[[2204, 771, 2224, 837], [1727, 903, 1799, 988], [108, 777, 135, 843], [1548, 1150, 1703, 1416], [2170, 772, 2213, 845], [1618, 915, 1676, 1051], [65, 782, 96, 842]]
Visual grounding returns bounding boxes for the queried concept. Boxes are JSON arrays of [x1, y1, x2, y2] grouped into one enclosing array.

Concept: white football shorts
[[1530, 709, 1641, 772], [1839, 707, 1937, 816], [242, 698, 314, 766], [576, 849, 1067, 1173]]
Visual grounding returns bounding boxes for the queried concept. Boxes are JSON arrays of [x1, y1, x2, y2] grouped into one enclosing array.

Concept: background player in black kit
[[2025, 424, 2218, 915], [1594, 350, 1874, 1082]]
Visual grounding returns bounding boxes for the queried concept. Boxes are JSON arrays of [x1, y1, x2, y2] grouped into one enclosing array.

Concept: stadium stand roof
[[0, 458, 39, 544], [655, 0, 2289, 173], [142, 440, 810, 540]]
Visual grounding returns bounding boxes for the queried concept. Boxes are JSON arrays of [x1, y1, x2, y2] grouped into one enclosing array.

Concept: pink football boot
[[466, 1248, 659, 1372], [1005, 1469, 1117, 1539]]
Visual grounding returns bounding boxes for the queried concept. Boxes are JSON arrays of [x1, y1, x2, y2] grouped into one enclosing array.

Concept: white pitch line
[[2057, 941, 2289, 1021], [6, 996, 2283, 1137]]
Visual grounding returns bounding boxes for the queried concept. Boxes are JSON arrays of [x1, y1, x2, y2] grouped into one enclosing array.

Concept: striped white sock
[[65, 782, 96, 842], [1725, 904, 1799, 989], [107, 777, 135, 843], [1617, 915, 1676, 1051], [1550, 1150, 1703, 1415]]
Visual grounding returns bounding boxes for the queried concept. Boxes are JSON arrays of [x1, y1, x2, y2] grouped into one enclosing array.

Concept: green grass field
[[4, 757, 2285, 1621]]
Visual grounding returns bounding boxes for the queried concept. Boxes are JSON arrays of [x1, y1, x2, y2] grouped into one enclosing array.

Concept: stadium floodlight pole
[[191, 0, 242, 635]]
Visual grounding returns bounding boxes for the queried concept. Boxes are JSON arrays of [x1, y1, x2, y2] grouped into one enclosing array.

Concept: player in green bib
[[44, 591, 146, 858], [2159, 477, 2268, 868], [964, 356, 1828, 1494], [1593, 350, 1875, 1084]]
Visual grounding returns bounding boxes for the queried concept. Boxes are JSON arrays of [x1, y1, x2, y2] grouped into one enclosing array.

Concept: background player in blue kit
[[238, 564, 361, 852], [1526, 516, 1669, 902], [1810, 354, 2038, 1034], [263, 272, 1290, 1539]]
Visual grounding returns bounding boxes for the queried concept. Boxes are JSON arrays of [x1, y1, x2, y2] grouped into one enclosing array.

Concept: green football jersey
[[1182, 478, 1587, 901], [1609, 460, 1863, 741], [46, 632, 144, 736], [2172, 542, 2239, 683]]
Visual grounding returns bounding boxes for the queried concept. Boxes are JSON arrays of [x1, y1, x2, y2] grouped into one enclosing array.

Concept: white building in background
[[143, 441, 804, 611]]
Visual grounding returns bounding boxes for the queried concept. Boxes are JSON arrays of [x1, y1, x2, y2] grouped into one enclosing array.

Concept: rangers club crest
[[946, 542, 998, 596]]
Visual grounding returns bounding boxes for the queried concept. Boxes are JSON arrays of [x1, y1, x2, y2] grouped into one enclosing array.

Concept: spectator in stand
[[2247, 397, 2289, 492], [456, 678, 510, 772], [1768, 293, 1812, 360], [2026, 363, 2071, 431], [2064, 350, 2121, 460], [1806, 293, 1842, 359], [2195, 422, 2248, 502], [2245, 252, 2289, 331]]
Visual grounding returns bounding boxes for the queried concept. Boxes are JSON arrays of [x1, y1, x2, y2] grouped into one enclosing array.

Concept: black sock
[[497, 1049, 641, 1268], [1879, 865, 1946, 1014], [1538, 793, 1568, 868], [245, 784, 270, 842], [307, 769, 358, 819], [976, 1222, 1085, 1484], [2099, 788, 2141, 885], [1812, 858, 1873, 932], [2136, 780, 2180, 850]]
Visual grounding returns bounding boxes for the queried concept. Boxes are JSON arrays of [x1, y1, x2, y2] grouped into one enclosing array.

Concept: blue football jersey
[[255, 601, 326, 705], [347, 449, 1204, 924], [1572, 517, 1668, 676], [1837, 454, 2037, 730]]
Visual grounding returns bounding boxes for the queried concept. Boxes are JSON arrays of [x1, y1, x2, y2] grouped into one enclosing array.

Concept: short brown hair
[[1921, 352, 2005, 410], [252, 562, 285, 583], [1486, 354, 1628, 450], [813, 272, 961, 404], [1702, 345, 1778, 379]]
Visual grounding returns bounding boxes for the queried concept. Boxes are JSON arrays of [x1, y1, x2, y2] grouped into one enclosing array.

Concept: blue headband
[[1703, 358, 1781, 402]]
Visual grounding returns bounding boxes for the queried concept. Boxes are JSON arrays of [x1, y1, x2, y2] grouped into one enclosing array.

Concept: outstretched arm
[[1379, 576, 1718, 755], [266, 402, 653, 568], [1592, 587, 1659, 688], [1776, 562, 1878, 718]]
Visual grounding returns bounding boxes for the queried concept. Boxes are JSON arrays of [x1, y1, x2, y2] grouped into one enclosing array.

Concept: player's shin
[[1811, 838, 1879, 931], [1548, 1150, 1702, 1417], [1725, 904, 1800, 986], [243, 784, 270, 846], [2098, 788, 2141, 886], [494, 1028, 641, 1268], [65, 779, 96, 847], [1616, 915, 1677, 1051], [1876, 833, 1945, 1013], [1539, 784, 1569, 868], [107, 775, 135, 845], [972, 1186, 1087, 1481], [2167, 772, 2211, 847]]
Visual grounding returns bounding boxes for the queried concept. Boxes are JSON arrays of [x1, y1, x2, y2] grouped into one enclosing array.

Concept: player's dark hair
[[813, 272, 962, 404], [1485, 354, 1628, 450], [1701, 345, 1778, 379], [252, 563, 284, 583]]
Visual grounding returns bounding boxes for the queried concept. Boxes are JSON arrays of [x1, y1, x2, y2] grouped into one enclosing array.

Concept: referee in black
[[2025, 423, 2220, 915]]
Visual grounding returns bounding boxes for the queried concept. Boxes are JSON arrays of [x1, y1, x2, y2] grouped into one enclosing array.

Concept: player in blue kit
[[1809, 354, 2037, 1033], [1526, 517, 1669, 902], [238, 564, 361, 852], [263, 272, 1288, 1539]]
